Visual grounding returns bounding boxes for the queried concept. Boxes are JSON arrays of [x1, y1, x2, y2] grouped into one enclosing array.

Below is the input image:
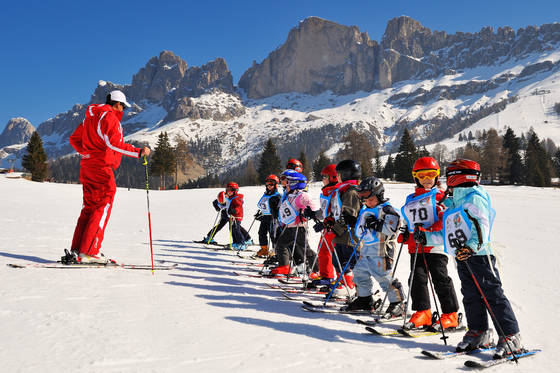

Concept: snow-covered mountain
[[1, 16, 559, 174]]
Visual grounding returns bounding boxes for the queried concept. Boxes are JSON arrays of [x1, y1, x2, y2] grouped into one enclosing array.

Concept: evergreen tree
[[480, 128, 503, 183], [553, 149, 560, 178], [374, 150, 383, 177], [337, 129, 375, 177], [431, 143, 448, 167], [501, 127, 524, 185], [257, 138, 282, 183], [417, 146, 430, 158], [299, 150, 312, 180], [458, 133, 464, 141], [150, 132, 175, 189], [383, 155, 395, 180], [312, 150, 331, 181], [393, 129, 417, 182], [468, 131, 475, 141], [173, 133, 191, 188], [22, 131, 48, 182], [525, 131, 552, 187]]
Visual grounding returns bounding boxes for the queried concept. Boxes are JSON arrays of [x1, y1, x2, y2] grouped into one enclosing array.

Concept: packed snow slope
[[0, 175, 558, 372]]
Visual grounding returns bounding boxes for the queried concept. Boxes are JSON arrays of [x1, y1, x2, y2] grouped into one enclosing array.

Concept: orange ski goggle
[[412, 169, 440, 180]]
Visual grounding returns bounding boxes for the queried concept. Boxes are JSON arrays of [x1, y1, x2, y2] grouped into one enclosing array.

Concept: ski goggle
[[412, 169, 440, 180], [358, 190, 375, 200]]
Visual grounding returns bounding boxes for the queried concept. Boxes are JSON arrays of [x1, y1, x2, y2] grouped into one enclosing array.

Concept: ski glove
[[254, 211, 263, 221], [341, 212, 357, 227], [413, 226, 427, 246], [302, 206, 316, 220], [313, 221, 324, 233], [365, 215, 383, 232], [399, 226, 410, 241], [455, 246, 474, 261]]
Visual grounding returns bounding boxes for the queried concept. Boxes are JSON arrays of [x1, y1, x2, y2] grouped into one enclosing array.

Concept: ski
[[421, 346, 496, 360], [398, 325, 467, 338], [233, 270, 300, 280], [365, 326, 401, 336], [282, 292, 347, 303], [301, 303, 391, 316], [7, 262, 177, 270], [464, 348, 541, 369], [356, 315, 404, 326]]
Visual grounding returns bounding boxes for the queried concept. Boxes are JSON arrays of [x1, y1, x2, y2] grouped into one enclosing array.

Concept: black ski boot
[[342, 295, 374, 311], [60, 249, 78, 265]]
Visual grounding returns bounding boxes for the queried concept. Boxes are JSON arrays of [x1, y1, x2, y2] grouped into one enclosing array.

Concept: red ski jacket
[[227, 193, 244, 221], [70, 104, 141, 169], [398, 187, 446, 254]]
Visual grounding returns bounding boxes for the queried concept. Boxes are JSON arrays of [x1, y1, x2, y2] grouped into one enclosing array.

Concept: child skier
[[224, 182, 252, 251], [200, 191, 228, 244], [344, 177, 405, 317], [425, 159, 523, 358], [327, 159, 362, 297], [303, 164, 339, 287], [254, 175, 282, 257], [399, 157, 460, 330], [270, 170, 318, 276]]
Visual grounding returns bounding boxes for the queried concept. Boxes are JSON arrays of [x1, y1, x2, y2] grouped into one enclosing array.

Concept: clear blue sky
[[1, 0, 558, 131]]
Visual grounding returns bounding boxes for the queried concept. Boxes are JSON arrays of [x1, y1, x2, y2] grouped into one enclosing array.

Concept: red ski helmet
[[265, 174, 279, 184], [321, 164, 338, 184], [446, 159, 481, 187], [217, 191, 226, 204], [226, 181, 239, 193], [412, 157, 440, 187], [286, 158, 303, 173]]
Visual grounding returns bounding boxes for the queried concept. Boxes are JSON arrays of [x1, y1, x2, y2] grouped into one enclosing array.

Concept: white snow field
[[1, 175, 558, 372]]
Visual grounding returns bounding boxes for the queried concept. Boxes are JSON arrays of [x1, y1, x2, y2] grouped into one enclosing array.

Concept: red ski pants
[[317, 231, 336, 279], [71, 165, 116, 256]]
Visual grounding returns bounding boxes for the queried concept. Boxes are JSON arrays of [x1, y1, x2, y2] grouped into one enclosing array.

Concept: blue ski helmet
[[281, 169, 307, 190]]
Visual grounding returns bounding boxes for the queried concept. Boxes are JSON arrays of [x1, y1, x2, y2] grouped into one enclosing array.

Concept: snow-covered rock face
[[2, 17, 560, 175], [0, 118, 35, 148]]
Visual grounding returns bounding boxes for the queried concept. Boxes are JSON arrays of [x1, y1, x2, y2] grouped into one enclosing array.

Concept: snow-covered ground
[[1, 175, 558, 372]]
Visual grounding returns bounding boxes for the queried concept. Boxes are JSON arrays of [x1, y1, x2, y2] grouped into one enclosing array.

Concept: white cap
[[109, 90, 131, 108]]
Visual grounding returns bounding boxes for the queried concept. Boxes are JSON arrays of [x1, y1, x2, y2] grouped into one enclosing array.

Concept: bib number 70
[[410, 207, 428, 222]]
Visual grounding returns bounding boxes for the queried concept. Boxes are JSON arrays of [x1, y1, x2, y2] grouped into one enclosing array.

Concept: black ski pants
[[231, 220, 251, 245], [206, 210, 228, 239], [275, 226, 317, 271], [333, 243, 358, 274], [409, 253, 459, 314], [457, 255, 520, 335], [257, 215, 274, 246]]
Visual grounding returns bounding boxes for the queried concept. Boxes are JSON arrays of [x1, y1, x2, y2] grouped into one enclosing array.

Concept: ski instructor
[[63, 90, 151, 264]]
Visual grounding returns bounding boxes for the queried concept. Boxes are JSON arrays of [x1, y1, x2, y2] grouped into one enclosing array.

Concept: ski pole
[[207, 210, 221, 243], [322, 231, 352, 297], [228, 217, 234, 250], [286, 224, 300, 281], [375, 239, 405, 318], [323, 232, 366, 306], [143, 156, 154, 274], [402, 234, 420, 328], [420, 249, 448, 345], [246, 216, 257, 236], [457, 243, 519, 363]]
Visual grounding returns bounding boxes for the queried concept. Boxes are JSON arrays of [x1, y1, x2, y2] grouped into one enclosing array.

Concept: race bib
[[278, 195, 298, 225], [257, 192, 279, 215], [442, 208, 472, 253], [354, 206, 381, 244], [401, 189, 438, 232]]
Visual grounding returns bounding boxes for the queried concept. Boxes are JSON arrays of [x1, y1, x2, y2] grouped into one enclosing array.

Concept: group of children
[[200, 156, 524, 359]]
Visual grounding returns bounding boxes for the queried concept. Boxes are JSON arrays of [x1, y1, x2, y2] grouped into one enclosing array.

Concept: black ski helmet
[[335, 159, 361, 181], [357, 177, 386, 201]]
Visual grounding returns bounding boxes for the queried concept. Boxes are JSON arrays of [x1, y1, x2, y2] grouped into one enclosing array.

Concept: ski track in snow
[[0, 175, 558, 372]]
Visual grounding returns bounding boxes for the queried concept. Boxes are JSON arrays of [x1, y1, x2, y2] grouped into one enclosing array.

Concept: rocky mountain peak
[[239, 16, 377, 98], [0, 117, 35, 148], [130, 50, 188, 102]]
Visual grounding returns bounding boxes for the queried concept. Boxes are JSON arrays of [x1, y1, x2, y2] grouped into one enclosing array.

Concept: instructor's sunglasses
[[412, 169, 440, 180]]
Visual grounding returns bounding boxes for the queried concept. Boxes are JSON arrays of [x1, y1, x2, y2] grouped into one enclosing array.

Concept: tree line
[[19, 125, 560, 188]]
